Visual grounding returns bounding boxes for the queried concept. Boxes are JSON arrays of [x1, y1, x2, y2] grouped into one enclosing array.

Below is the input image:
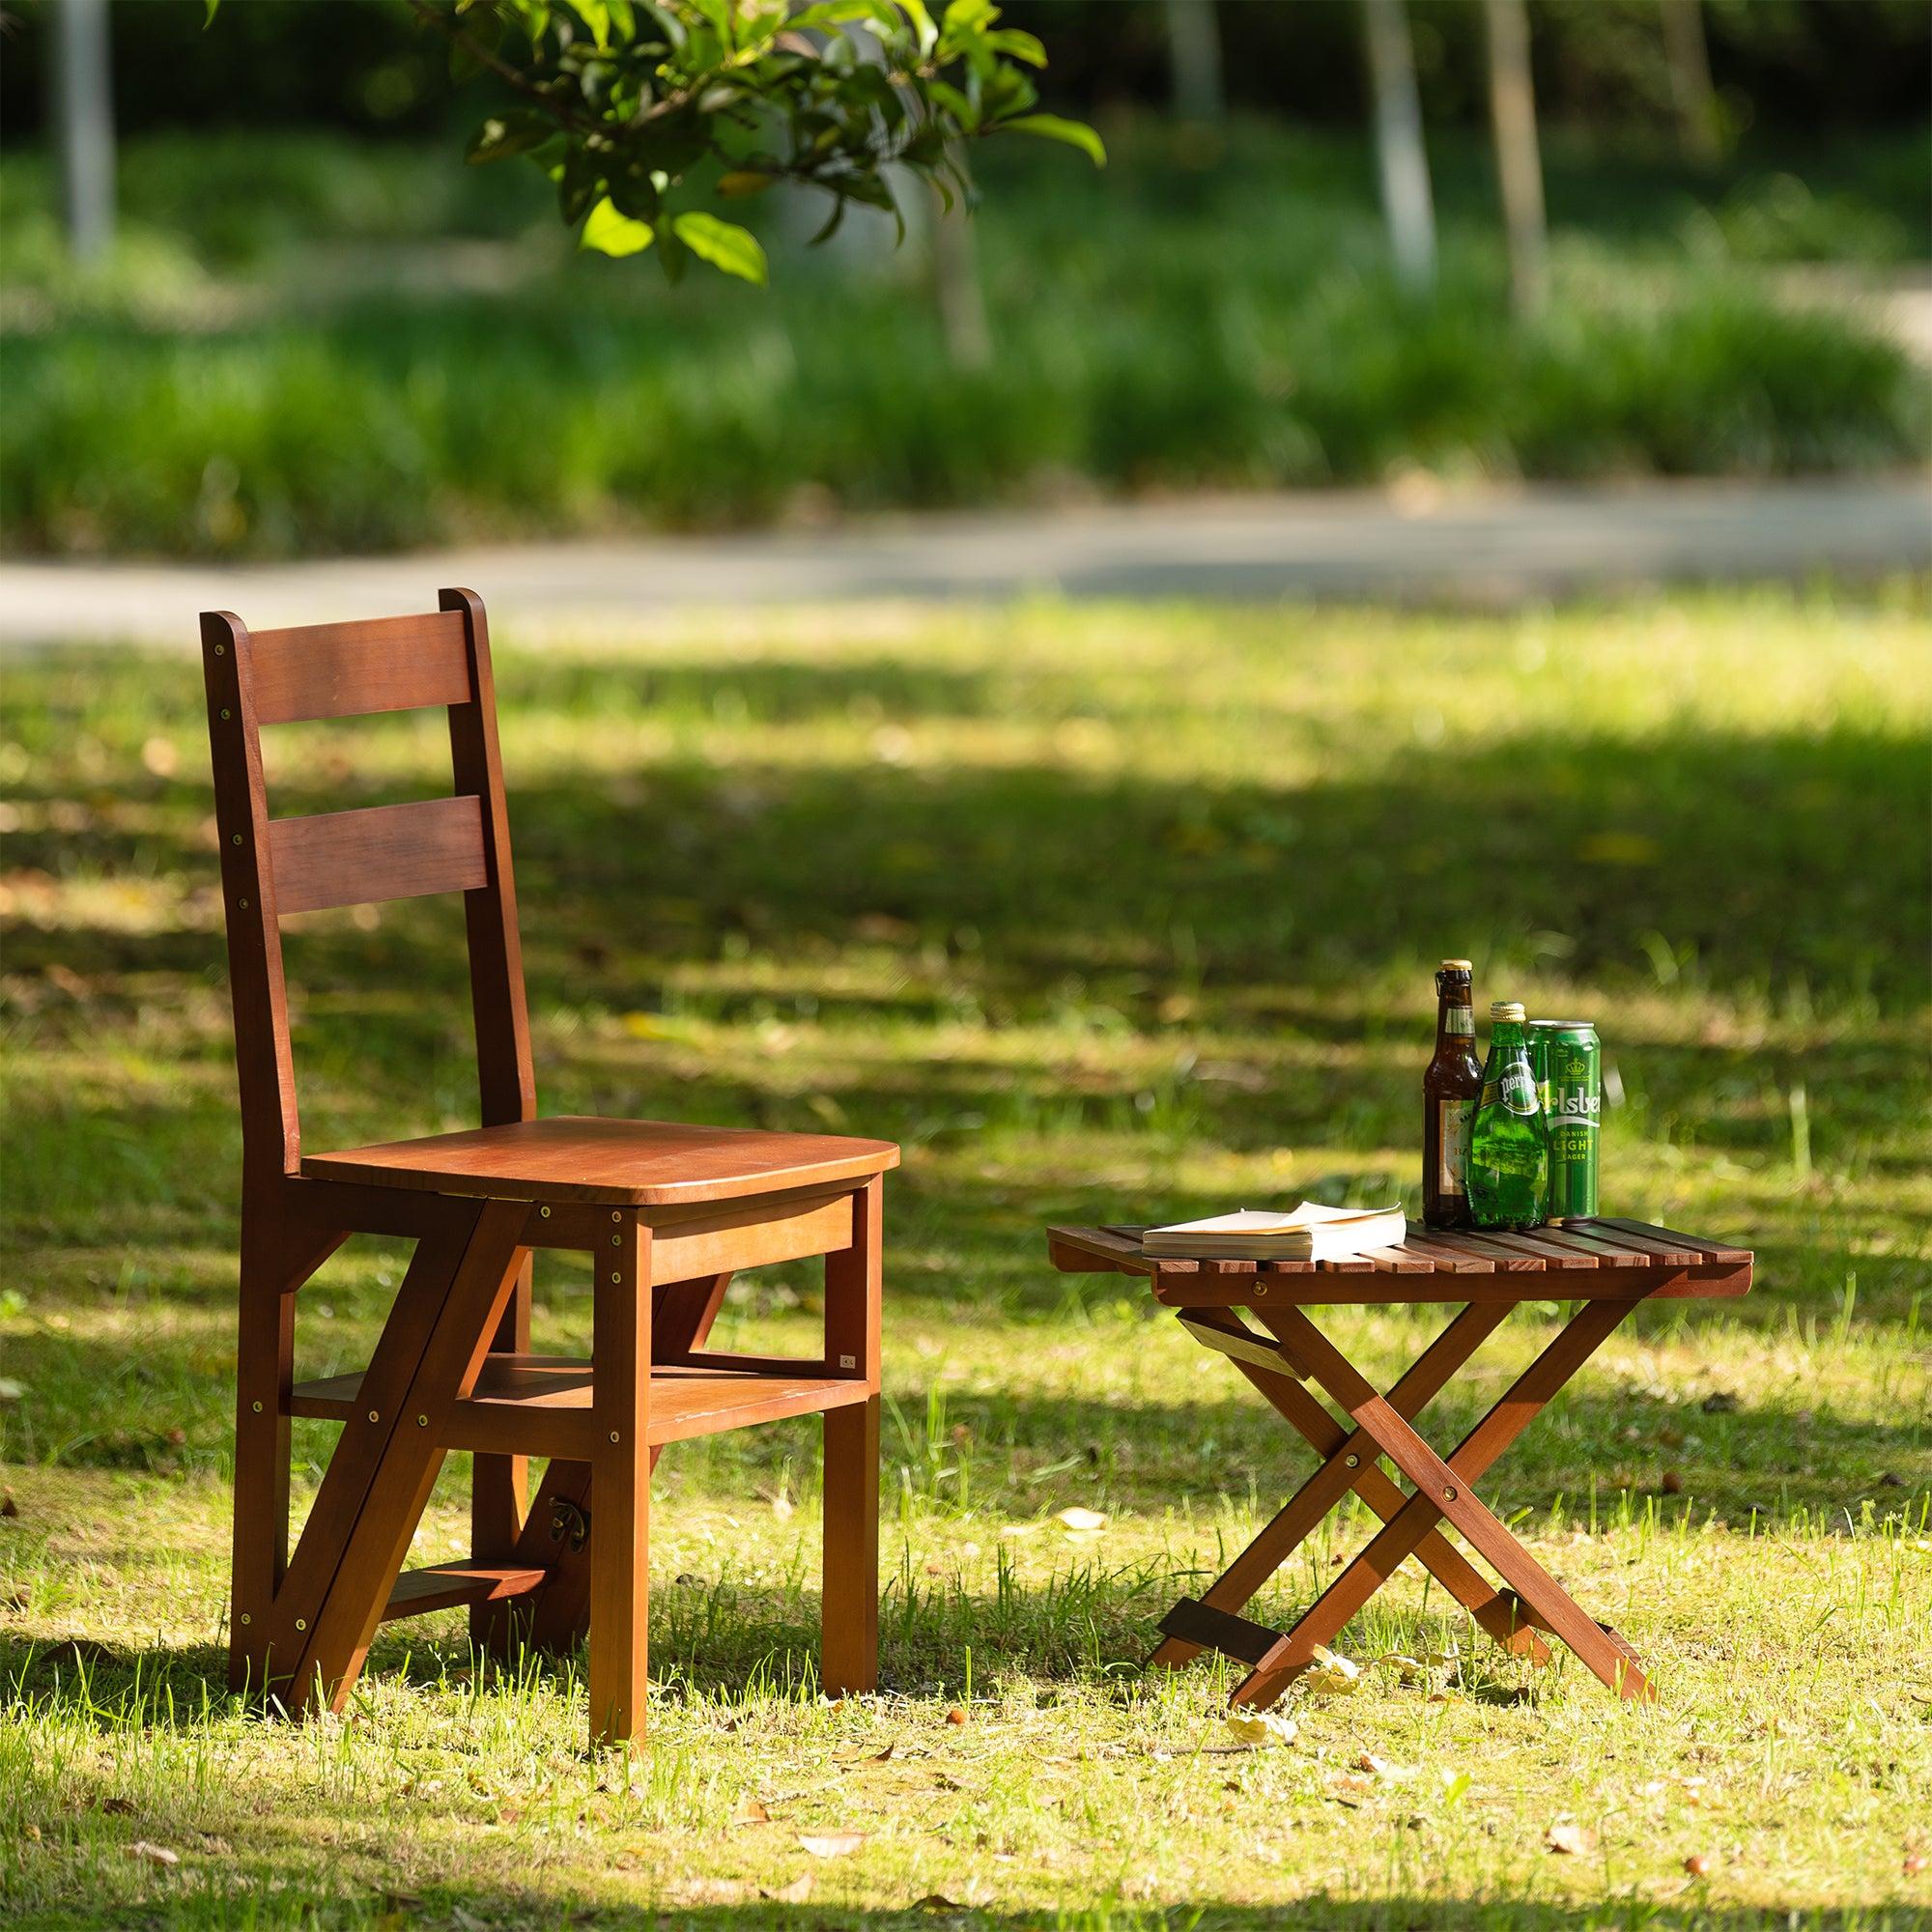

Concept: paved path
[[3, 475, 1925, 648]]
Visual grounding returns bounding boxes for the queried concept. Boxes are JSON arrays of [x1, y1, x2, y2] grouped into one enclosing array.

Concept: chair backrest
[[200, 588, 533, 1187]]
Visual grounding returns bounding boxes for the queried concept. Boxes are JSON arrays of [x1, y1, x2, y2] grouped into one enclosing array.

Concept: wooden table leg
[[1152, 1300, 1550, 1671], [1236, 1297, 1652, 1706]]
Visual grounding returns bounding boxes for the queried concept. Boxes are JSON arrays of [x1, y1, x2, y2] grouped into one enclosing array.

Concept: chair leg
[[229, 1213, 341, 1692], [588, 1217, 651, 1747], [821, 1395, 880, 1696]]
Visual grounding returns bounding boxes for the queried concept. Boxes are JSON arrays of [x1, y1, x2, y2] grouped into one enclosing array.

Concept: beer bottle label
[[1436, 1098, 1470, 1193], [1445, 1008, 1473, 1037]]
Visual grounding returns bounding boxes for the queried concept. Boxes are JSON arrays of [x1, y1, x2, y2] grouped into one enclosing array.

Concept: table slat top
[[1047, 1217, 1751, 1306]]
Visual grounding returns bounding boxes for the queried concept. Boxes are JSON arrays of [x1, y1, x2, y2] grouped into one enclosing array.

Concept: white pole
[[1362, 0, 1435, 293], [51, 0, 116, 264]]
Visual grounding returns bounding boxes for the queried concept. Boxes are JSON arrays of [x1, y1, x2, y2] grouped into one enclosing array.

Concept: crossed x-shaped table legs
[[1152, 1295, 1655, 1704]]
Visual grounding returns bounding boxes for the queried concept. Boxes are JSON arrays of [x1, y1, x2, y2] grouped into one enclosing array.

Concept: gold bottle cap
[[1490, 1000, 1525, 1022], [1440, 958, 1473, 972]]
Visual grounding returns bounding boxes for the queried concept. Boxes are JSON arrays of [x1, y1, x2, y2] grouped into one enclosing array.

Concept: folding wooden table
[[1046, 1218, 1751, 1704]]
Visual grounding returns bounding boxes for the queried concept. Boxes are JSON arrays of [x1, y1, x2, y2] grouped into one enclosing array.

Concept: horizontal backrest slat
[[270, 795, 489, 915], [249, 611, 472, 725]]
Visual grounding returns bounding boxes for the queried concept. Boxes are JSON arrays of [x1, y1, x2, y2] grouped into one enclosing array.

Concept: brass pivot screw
[[239, 1613, 251, 1627], [294, 1618, 307, 1633], [219, 708, 232, 721], [366, 1409, 380, 1424], [239, 897, 249, 909], [1344, 1453, 1360, 1469], [611, 1235, 621, 1246], [231, 833, 243, 846], [250, 1400, 263, 1413], [1443, 1485, 1459, 1502], [539, 1205, 552, 1218], [610, 1211, 621, 1224], [610, 1272, 621, 1284], [1253, 1282, 1268, 1296], [213, 642, 225, 655], [608, 1431, 620, 1444], [416, 1414, 428, 1427]]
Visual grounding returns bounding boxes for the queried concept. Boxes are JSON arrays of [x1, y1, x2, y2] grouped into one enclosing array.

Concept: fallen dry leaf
[[731, 1796, 770, 1826], [1546, 1819, 1597, 1857], [1684, 1853, 1714, 1877], [96, 1797, 136, 1816], [1303, 1645, 1362, 1695], [945, 1707, 967, 1727], [1224, 1709, 1297, 1747], [1355, 1752, 1414, 1783], [1056, 1507, 1107, 1532], [763, 1874, 814, 1903], [1903, 1850, 1927, 1877], [126, 1841, 181, 1867], [799, 1831, 866, 1859]]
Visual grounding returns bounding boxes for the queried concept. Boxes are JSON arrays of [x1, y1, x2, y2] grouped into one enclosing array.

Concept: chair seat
[[300, 1114, 899, 1207]]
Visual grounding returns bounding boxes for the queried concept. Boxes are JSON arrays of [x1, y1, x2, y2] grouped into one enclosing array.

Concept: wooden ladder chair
[[201, 589, 896, 1747]]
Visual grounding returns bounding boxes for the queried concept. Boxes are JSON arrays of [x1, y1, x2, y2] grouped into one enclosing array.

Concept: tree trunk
[[1362, 0, 1435, 294], [1163, 0, 1224, 124], [1483, 0, 1546, 321], [930, 156, 991, 372], [1660, 0, 1721, 166], [51, 0, 115, 263]]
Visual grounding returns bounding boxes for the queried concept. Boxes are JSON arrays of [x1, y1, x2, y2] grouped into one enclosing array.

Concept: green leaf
[[581, 197, 656, 256], [203, 0, 221, 23], [670, 211, 769, 285], [999, 113, 1105, 166]]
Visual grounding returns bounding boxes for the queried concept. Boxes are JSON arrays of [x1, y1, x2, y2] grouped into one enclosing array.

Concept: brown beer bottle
[[1423, 959, 1483, 1229]]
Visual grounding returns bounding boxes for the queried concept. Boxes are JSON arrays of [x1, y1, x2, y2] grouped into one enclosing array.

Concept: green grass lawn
[[2, 586, 1929, 1927]]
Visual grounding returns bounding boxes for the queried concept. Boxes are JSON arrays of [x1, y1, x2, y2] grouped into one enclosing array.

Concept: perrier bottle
[[1466, 1001, 1549, 1230]]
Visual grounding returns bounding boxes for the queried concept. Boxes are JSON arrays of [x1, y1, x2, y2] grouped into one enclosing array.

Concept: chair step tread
[[381, 1559, 549, 1624], [291, 1353, 872, 1455]]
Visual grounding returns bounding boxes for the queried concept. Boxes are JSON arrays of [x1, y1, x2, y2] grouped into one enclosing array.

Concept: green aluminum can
[[1528, 1020, 1600, 1218]]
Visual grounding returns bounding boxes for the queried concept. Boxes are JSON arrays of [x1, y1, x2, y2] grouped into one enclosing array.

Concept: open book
[[1141, 1202, 1408, 1262]]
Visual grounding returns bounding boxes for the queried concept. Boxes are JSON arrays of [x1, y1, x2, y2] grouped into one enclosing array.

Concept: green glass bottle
[[1466, 1001, 1549, 1230]]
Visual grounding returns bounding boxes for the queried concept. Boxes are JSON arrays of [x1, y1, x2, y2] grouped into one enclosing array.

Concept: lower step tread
[[381, 1560, 549, 1624]]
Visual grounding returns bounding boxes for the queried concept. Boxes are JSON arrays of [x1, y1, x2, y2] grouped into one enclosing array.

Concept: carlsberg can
[[1528, 1020, 1600, 1217]]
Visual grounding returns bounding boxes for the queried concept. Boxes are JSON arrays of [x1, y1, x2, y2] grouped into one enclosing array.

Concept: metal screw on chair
[[1254, 1283, 1268, 1296], [611, 1235, 621, 1246], [1443, 1486, 1458, 1502], [539, 1205, 551, 1218], [1345, 1453, 1359, 1468], [416, 1414, 428, 1427], [220, 708, 232, 720], [239, 1613, 251, 1627], [367, 1410, 380, 1424], [611, 1211, 621, 1223], [294, 1618, 306, 1632], [213, 642, 225, 655], [609, 1431, 620, 1444], [610, 1272, 620, 1284], [239, 897, 249, 908], [251, 1400, 263, 1413], [232, 833, 243, 845]]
